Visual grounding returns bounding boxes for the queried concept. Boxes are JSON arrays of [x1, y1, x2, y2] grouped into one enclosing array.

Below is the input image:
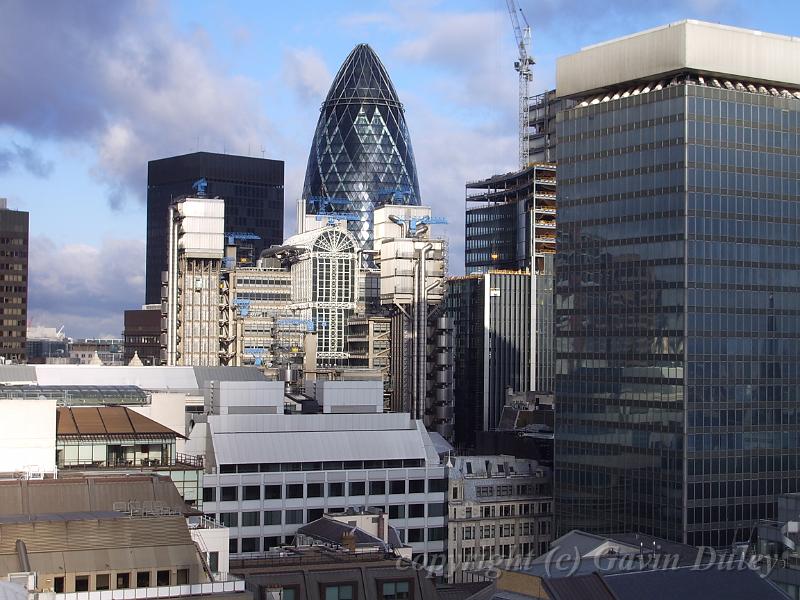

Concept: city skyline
[[2, 0, 798, 337]]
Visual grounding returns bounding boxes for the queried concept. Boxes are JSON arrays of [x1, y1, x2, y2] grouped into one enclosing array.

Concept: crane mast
[[506, 0, 534, 169]]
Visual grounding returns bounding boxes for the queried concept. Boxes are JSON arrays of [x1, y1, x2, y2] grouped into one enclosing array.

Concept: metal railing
[[46, 577, 245, 600]]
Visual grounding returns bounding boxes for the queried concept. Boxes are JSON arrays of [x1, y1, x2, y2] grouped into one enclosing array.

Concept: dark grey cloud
[[0, 0, 271, 209], [0, 143, 54, 178], [28, 236, 145, 339]]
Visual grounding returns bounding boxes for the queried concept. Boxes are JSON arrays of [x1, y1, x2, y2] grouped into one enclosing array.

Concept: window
[[286, 509, 304, 525], [95, 574, 110, 591], [219, 512, 238, 527], [389, 480, 406, 495], [407, 528, 424, 543], [287, 484, 304, 499], [308, 508, 324, 522], [465, 507, 472, 518], [136, 572, 151, 588], [452, 487, 458, 500], [349, 481, 366, 496], [370, 480, 386, 495], [206, 550, 219, 580], [322, 583, 354, 600], [428, 503, 445, 518], [176, 569, 189, 585], [243, 485, 260, 501], [264, 510, 282, 525], [220, 486, 237, 502], [307, 483, 324, 497], [228, 538, 238, 554], [408, 504, 424, 518], [389, 505, 405, 519], [264, 484, 282, 500], [409, 480, 425, 494], [462, 526, 475, 540], [281, 587, 299, 600], [156, 570, 170, 586], [116, 573, 130, 589], [241, 537, 259, 553], [75, 576, 89, 592], [329, 482, 345, 497], [54, 577, 64, 593], [264, 536, 281, 549], [428, 478, 447, 493], [242, 511, 260, 527], [380, 581, 411, 600], [202, 487, 215, 502]]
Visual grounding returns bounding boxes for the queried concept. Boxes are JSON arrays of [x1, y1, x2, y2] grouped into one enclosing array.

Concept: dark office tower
[[554, 21, 800, 547], [0, 199, 27, 362], [446, 272, 532, 448], [303, 43, 421, 250], [465, 164, 556, 395], [145, 152, 284, 304]]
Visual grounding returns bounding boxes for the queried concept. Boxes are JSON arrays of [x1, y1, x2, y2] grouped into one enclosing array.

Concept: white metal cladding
[[207, 412, 414, 434], [557, 20, 800, 98], [210, 429, 428, 464], [4, 365, 265, 391]]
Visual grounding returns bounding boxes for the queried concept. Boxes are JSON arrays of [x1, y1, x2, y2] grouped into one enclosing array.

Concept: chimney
[[341, 530, 357, 553], [377, 513, 389, 545]]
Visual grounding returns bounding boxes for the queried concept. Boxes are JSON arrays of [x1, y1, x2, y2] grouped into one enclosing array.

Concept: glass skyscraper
[[302, 43, 421, 249], [145, 152, 284, 305], [554, 21, 800, 547]]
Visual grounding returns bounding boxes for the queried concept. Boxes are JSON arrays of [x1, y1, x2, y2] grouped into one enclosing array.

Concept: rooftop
[[557, 20, 800, 98], [56, 406, 182, 438], [0, 365, 267, 391]]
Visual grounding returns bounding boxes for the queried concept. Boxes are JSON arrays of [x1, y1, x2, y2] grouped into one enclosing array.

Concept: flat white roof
[[557, 20, 800, 97], [207, 412, 440, 465]]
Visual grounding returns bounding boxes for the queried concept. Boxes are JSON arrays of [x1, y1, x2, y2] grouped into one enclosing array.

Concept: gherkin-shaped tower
[[302, 43, 421, 249]]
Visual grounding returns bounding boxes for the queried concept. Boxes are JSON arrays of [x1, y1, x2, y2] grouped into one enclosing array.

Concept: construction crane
[[506, 0, 534, 169]]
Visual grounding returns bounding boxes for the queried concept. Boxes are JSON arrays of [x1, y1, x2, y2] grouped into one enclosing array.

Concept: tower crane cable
[[505, 0, 535, 169]]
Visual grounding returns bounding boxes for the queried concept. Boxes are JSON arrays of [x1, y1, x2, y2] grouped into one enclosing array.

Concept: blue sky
[[1, 0, 798, 337]]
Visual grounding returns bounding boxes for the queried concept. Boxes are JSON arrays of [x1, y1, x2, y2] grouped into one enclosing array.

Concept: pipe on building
[[16, 539, 31, 572]]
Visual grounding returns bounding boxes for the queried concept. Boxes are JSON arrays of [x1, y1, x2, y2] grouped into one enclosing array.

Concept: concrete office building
[[0, 199, 27, 363], [554, 21, 800, 547], [191, 379, 449, 568], [373, 205, 453, 437], [0, 476, 243, 599], [447, 455, 553, 582], [163, 196, 226, 366], [527, 90, 575, 165], [446, 272, 533, 449], [346, 315, 392, 406], [464, 165, 556, 397], [145, 152, 284, 304], [0, 363, 267, 444], [70, 338, 125, 366], [123, 306, 162, 366], [224, 258, 293, 367]]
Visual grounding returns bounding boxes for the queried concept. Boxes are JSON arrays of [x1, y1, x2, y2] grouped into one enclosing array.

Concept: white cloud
[[28, 237, 145, 339], [282, 47, 334, 104], [0, 0, 271, 208]]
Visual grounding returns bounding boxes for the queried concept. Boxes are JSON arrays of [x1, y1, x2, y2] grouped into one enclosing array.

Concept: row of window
[[214, 502, 447, 528], [205, 478, 446, 502], [56, 569, 187, 593], [217, 458, 427, 474], [279, 580, 410, 600]]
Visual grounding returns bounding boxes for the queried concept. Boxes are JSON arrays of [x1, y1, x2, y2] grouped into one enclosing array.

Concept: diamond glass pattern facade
[[555, 79, 800, 548], [302, 44, 421, 249]]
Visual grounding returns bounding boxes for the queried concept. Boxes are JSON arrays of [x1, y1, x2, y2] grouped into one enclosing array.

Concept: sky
[[1, 0, 798, 338]]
